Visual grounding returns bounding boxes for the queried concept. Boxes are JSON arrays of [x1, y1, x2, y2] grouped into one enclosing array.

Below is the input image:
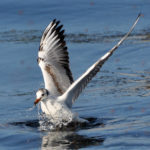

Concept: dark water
[[0, 0, 150, 149]]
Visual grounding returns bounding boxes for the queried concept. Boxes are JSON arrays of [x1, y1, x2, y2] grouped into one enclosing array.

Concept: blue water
[[0, 0, 150, 149]]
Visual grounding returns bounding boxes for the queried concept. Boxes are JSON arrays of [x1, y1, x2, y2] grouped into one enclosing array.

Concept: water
[[0, 0, 150, 149]]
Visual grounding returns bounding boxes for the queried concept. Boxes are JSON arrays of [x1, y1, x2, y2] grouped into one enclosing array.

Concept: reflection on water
[[9, 118, 105, 149], [41, 131, 104, 149]]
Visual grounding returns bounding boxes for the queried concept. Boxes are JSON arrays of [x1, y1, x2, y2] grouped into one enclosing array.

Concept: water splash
[[37, 104, 77, 131], [26, 105, 36, 111]]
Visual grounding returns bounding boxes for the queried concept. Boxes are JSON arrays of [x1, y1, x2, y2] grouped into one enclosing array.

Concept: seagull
[[34, 14, 141, 124]]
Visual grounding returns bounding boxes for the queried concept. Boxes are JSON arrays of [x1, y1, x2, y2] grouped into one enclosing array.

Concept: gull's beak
[[34, 98, 41, 105]]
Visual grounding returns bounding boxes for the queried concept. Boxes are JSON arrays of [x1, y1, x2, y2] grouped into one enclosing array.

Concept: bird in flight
[[34, 14, 141, 124]]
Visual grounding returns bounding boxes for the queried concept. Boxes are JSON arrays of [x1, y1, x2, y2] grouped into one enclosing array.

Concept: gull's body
[[35, 15, 141, 124]]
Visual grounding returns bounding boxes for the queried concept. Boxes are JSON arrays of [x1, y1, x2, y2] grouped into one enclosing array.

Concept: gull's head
[[34, 88, 49, 105]]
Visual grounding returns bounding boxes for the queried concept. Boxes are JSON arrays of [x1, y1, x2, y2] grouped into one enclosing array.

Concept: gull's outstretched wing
[[38, 19, 73, 96], [59, 14, 141, 108]]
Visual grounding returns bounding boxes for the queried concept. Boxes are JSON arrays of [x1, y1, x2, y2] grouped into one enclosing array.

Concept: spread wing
[[59, 14, 141, 108], [38, 19, 73, 96]]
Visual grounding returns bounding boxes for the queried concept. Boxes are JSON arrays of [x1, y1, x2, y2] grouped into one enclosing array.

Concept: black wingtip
[[51, 19, 58, 27], [138, 12, 144, 18], [52, 19, 61, 26], [53, 19, 56, 23]]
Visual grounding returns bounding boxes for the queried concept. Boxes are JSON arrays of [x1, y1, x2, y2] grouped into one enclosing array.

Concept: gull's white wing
[[59, 14, 141, 108], [38, 19, 73, 96]]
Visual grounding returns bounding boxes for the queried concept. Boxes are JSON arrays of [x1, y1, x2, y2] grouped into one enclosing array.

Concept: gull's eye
[[41, 94, 44, 96]]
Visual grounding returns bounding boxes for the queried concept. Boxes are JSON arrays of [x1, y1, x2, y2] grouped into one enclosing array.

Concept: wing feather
[[38, 19, 73, 96], [60, 14, 141, 108]]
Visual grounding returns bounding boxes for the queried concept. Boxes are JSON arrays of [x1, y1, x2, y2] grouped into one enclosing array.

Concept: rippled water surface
[[0, 0, 150, 149]]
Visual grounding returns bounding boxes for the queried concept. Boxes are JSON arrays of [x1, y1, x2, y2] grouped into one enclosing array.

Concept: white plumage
[[35, 15, 141, 123]]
